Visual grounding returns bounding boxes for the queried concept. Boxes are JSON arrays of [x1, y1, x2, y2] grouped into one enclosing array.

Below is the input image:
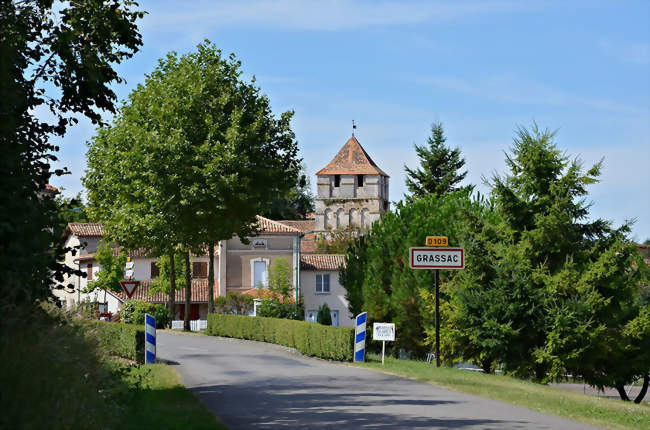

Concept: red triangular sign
[[119, 280, 140, 298]]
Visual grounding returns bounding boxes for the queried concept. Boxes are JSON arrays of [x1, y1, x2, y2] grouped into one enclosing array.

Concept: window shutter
[[150, 262, 159, 278], [192, 262, 200, 278], [324, 274, 330, 292], [87, 263, 93, 281]]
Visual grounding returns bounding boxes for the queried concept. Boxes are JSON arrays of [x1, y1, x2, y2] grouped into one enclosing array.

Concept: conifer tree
[[405, 122, 471, 199]]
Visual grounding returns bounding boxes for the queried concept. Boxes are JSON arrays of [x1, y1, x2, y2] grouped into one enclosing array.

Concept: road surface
[[158, 332, 600, 430]]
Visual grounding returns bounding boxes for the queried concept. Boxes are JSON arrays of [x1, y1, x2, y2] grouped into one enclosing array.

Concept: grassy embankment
[[0, 304, 225, 429], [353, 354, 649, 430]]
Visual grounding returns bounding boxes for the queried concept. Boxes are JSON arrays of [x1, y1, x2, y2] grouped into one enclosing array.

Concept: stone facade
[[315, 136, 389, 232]]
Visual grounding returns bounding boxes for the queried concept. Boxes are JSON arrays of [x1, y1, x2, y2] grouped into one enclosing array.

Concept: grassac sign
[[409, 247, 465, 269]]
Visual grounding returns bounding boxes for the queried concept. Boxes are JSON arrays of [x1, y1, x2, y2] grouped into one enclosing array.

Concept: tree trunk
[[169, 251, 176, 326], [184, 250, 191, 331], [615, 383, 631, 401], [634, 375, 649, 404], [208, 242, 215, 315], [480, 359, 493, 374]]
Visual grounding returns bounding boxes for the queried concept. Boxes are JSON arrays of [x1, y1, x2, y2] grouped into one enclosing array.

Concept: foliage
[[404, 122, 472, 199], [315, 226, 361, 254], [268, 258, 293, 297], [0, 0, 143, 307], [341, 190, 480, 356], [149, 252, 188, 295], [207, 314, 355, 361], [121, 300, 170, 329], [84, 241, 127, 294], [214, 291, 254, 315], [261, 163, 315, 219], [317, 303, 332, 325], [85, 41, 302, 329], [55, 190, 89, 232], [256, 297, 302, 320], [85, 319, 146, 363]]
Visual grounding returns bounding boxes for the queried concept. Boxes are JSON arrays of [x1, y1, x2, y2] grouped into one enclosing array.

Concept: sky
[[50, 0, 650, 241]]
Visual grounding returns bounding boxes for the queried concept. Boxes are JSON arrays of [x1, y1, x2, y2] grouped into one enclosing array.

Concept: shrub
[[121, 300, 169, 328], [84, 319, 145, 363], [214, 291, 254, 315], [317, 303, 332, 325], [207, 314, 354, 361]]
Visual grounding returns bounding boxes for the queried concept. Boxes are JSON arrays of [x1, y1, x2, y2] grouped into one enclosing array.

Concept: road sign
[[409, 247, 464, 269], [145, 313, 156, 364], [373, 323, 395, 341], [354, 312, 367, 362], [119, 280, 140, 298], [426, 236, 448, 247], [125, 258, 135, 280]]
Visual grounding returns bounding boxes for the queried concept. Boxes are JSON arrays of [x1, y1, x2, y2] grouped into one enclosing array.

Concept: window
[[98, 302, 108, 313], [87, 263, 93, 281], [150, 262, 160, 278], [316, 274, 330, 293], [192, 262, 208, 279], [357, 174, 364, 187], [334, 175, 341, 187], [253, 260, 267, 287]]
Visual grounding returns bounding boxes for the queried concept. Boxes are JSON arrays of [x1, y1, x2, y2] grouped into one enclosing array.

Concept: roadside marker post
[[145, 313, 156, 365], [372, 322, 395, 366], [354, 312, 367, 362], [410, 239, 465, 367]]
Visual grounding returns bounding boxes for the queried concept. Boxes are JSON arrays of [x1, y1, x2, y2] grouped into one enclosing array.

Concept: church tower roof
[[316, 136, 389, 177]]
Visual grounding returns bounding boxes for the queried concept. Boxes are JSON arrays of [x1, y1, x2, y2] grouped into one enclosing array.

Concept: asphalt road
[[157, 332, 600, 430]]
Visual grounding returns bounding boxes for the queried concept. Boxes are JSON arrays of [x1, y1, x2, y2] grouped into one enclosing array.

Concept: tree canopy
[[0, 0, 143, 306], [404, 122, 471, 199]]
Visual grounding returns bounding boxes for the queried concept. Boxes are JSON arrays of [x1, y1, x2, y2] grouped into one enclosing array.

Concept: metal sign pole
[[382, 340, 386, 366], [435, 269, 440, 368]]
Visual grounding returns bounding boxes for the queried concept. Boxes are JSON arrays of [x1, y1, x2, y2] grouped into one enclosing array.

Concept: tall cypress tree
[[405, 122, 471, 199]]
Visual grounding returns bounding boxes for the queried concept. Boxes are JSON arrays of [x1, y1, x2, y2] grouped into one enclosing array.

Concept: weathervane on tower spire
[[352, 120, 357, 137]]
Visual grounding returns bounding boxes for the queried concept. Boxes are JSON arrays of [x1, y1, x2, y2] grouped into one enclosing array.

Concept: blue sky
[[50, 0, 650, 241]]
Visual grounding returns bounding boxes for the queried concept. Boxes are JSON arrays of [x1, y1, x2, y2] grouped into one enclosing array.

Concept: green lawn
[[352, 354, 650, 430]]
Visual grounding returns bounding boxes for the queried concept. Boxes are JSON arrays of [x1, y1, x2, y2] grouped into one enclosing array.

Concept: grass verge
[[0, 303, 225, 429], [352, 354, 649, 430]]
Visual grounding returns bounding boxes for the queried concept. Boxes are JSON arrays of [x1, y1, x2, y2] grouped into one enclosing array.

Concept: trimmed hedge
[[85, 320, 145, 363], [207, 314, 354, 361]]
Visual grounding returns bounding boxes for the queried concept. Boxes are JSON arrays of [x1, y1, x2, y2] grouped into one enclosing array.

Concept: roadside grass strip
[[353, 354, 649, 430]]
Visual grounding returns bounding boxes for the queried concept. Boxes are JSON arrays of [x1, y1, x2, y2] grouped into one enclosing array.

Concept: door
[[253, 260, 267, 287], [330, 310, 339, 326]]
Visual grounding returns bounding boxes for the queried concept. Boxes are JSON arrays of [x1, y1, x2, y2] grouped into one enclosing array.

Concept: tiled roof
[[255, 215, 301, 234], [300, 233, 318, 253], [300, 254, 346, 270], [278, 220, 315, 233], [44, 184, 59, 193], [316, 136, 389, 177], [112, 279, 218, 303], [66, 222, 106, 237]]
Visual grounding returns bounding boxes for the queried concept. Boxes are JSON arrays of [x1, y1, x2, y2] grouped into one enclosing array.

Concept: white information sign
[[373, 323, 396, 341], [409, 247, 465, 269]]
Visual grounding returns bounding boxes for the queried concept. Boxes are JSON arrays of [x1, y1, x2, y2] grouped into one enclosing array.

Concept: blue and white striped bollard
[[354, 312, 367, 362], [145, 313, 156, 364]]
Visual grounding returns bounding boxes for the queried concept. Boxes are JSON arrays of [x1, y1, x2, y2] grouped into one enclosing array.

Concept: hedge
[[207, 314, 354, 361], [84, 320, 145, 363]]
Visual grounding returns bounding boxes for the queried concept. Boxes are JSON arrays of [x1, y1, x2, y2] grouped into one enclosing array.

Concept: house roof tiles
[[255, 215, 301, 234], [300, 254, 346, 270], [66, 223, 106, 237], [316, 136, 389, 177]]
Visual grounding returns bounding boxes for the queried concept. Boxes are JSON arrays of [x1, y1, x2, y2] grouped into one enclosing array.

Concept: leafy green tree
[[262, 164, 314, 219], [85, 42, 301, 329], [83, 242, 126, 307], [0, 0, 143, 306], [149, 251, 188, 320], [340, 235, 368, 317], [404, 122, 471, 199], [55, 191, 89, 232], [317, 303, 332, 325], [268, 258, 293, 298]]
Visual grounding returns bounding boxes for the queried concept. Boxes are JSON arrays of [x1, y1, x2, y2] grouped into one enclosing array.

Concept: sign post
[[145, 313, 156, 364], [354, 312, 367, 362], [373, 322, 395, 365], [410, 242, 464, 367]]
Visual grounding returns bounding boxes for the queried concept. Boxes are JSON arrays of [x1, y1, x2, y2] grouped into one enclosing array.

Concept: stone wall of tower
[[315, 174, 390, 232]]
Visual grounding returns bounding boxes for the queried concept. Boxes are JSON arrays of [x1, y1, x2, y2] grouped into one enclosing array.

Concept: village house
[[54, 134, 391, 327]]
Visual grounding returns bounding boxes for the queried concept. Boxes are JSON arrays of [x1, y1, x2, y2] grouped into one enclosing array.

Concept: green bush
[[121, 300, 169, 328], [85, 320, 145, 363], [207, 314, 354, 361], [317, 303, 332, 325]]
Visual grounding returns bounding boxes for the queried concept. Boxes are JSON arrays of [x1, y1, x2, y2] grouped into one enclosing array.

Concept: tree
[[54, 191, 89, 232], [261, 164, 314, 219], [84, 241, 127, 308], [85, 41, 301, 330], [404, 122, 471, 199], [268, 258, 293, 298], [149, 251, 188, 321], [317, 303, 332, 325], [0, 0, 143, 307]]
